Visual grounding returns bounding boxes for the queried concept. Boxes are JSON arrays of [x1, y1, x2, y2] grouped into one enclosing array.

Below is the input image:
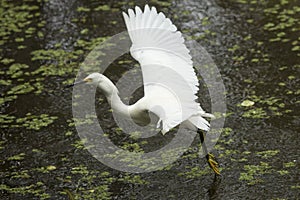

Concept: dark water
[[1, 0, 299, 199]]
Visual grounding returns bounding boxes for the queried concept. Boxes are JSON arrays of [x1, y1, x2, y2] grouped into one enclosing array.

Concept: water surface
[[0, 0, 299, 199]]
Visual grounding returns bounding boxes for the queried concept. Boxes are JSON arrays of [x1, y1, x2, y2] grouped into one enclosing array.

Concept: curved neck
[[107, 91, 129, 116], [98, 79, 129, 116]]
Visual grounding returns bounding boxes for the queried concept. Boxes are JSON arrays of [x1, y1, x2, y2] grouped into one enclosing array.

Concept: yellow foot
[[206, 153, 220, 175]]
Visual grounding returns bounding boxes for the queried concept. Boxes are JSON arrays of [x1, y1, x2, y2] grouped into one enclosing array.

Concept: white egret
[[70, 5, 220, 175]]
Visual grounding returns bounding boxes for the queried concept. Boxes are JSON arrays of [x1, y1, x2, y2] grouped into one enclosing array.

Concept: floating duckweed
[[284, 162, 296, 168], [264, 22, 275, 29], [233, 55, 245, 61], [94, 5, 111, 11], [12, 113, 58, 130], [201, 17, 210, 26], [256, 150, 280, 158], [150, 0, 172, 7], [30, 48, 84, 76], [244, 79, 252, 83], [0, 141, 5, 150], [0, 114, 15, 125], [118, 174, 148, 184], [247, 19, 254, 23], [65, 131, 73, 136], [35, 165, 57, 173], [291, 185, 300, 189], [239, 162, 272, 185], [241, 95, 288, 118], [121, 142, 143, 152], [8, 153, 26, 161], [278, 170, 289, 175], [241, 100, 255, 107], [72, 139, 87, 150], [25, 27, 36, 35], [15, 37, 24, 42], [75, 37, 109, 50], [46, 165, 57, 171], [1, 58, 15, 65], [0, 95, 17, 105], [269, 37, 281, 42], [244, 35, 252, 41], [37, 20, 46, 27], [7, 63, 29, 78], [0, 0, 41, 46], [222, 127, 233, 136], [76, 7, 91, 12], [279, 66, 288, 70], [80, 28, 89, 35], [291, 46, 300, 51], [18, 45, 27, 49], [242, 107, 269, 119], [71, 165, 89, 175], [11, 170, 31, 179], [0, 182, 51, 199], [37, 31, 44, 38], [178, 166, 210, 178], [66, 166, 148, 199], [219, 149, 238, 158], [251, 58, 259, 62], [7, 82, 35, 95], [243, 151, 251, 155], [228, 44, 240, 52]]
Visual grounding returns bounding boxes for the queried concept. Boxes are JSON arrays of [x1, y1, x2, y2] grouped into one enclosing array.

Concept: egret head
[[83, 72, 104, 86], [67, 72, 117, 96]]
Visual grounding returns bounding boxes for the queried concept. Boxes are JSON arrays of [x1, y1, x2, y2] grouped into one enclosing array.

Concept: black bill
[[65, 80, 86, 88]]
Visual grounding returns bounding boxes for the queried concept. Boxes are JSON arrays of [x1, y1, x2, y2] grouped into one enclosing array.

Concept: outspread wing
[[123, 5, 208, 134]]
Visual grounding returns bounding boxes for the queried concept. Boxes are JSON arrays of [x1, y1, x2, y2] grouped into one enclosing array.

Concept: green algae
[[277, 170, 289, 175], [283, 161, 296, 168], [1, 113, 58, 130], [242, 107, 269, 119], [240, 94, 289, 118], [7, 82, 35, 95], [0, 95, 17, 105], [94, 5, 111, 11], [0, 140, 5, 150], [76, 7, 91, 12], [34, 165, 57, 173], [8, 153, 26, 161], [178, 166, 211, 178], [0, 183, 51, 200], [0, 0, 42, 46], [239, 161, 272, 185], [65, 165, 147, 200], [11, 170, 31, 179], [241, 99, 255, 107], [15, 113, 57, 130], [291, 185, 300, 190], [256, 150, 280, 159], [150, 0, 172, 7]]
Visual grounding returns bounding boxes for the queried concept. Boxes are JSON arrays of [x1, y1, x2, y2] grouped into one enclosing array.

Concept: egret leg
[[198, 130, 220, 175]]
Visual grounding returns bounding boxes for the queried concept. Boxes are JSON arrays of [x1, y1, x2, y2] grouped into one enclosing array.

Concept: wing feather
[[123, 5, 210, 133]]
